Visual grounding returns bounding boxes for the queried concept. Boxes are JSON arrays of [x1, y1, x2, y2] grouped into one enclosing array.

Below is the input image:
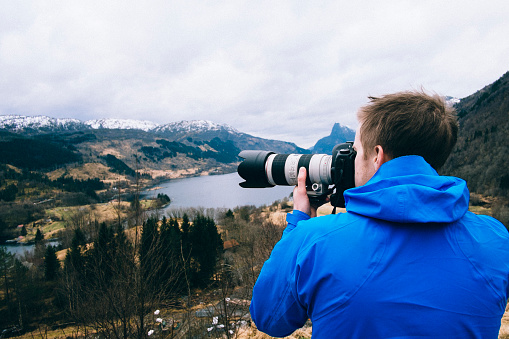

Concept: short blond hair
[[357, 90, 458, 170]]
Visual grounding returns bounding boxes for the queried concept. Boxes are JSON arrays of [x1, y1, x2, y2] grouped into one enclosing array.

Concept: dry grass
[[40, 202, 130, 237], [237, 325, 312, 339], [237, 323, 312, 338], [48, 162, 122, 182], [12, 309, 509, 339], [499, 305, 509, 339], [140, 167, 201, 179], [15, 324, 96, 339]]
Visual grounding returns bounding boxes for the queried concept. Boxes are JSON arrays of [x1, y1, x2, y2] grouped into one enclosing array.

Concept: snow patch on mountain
[[445, 96, 460, 107], [0, 115, 82, 131], [84, 118, 158, 131], [154, 120, 239, 134], [0, 115, 239, 136]]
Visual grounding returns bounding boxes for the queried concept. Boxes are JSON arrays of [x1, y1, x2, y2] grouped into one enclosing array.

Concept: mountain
[[441, 71, 509, 199], [0, 115, 237, 135], [153, 120, 239, 135], [84, 118, 158, 131], [310, 123, 356, 154], [445, 96, 460, 107], [0, 115, 84, 133], [0, 115, 305, 153], [0, 115, 309, 183]]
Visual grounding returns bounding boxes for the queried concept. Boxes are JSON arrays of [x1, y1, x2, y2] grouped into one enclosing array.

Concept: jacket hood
[[344, 156, 469, 223]]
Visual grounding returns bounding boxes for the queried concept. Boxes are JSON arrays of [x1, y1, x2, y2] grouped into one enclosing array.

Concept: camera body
[[237, 142, 356, 208]]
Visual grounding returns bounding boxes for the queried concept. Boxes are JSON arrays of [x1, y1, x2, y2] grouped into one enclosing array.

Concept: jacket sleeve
[[250, 211, 310, 337], [283, 210, 310, 237]]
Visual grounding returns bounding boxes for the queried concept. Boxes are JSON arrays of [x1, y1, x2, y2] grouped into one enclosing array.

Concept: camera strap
[[331, 188, 339, 215]]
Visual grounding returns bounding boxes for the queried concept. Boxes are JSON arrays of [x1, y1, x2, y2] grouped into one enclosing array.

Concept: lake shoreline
[[144, 171, 293, 211], [143, 168, 238, 192]]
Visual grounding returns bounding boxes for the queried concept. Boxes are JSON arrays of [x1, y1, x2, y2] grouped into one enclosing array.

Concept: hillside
[[441, 71, 509, 200], [0, 119, 311, 240], [0, 118, 309, 180]]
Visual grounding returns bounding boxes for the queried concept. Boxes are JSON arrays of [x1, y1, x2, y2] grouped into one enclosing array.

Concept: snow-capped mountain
[[84, 118, 158, 132], [0, 115, 83, 132], [0, 114, 305, 155], [153, 120, 239, 134], [445, 96, 460, 107], [0, 114, 238, 135]]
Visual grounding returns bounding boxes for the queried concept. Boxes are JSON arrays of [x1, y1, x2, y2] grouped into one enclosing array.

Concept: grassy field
[[19, 197, 169, 244]]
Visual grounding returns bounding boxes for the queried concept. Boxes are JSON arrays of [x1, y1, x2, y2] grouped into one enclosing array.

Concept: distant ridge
[[0, 115, 83, 132], [153, 120, 239, 134], [310, 123, 356, 154], [0, 115, 307, 155], [84, 118, 158, 131], [0, 115, 237, 135]]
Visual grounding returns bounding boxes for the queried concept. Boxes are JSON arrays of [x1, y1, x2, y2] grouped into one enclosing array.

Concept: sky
[[0, 1, 508, 148]]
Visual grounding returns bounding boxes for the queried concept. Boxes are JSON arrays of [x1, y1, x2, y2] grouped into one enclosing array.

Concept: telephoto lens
[[237, 142, 356, 209], [237, 151, 333, 189]]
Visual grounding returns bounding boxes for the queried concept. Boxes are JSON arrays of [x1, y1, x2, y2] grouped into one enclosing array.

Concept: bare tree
[[61, 216, 185, 339]]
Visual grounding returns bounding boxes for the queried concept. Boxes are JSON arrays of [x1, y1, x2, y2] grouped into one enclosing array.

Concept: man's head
[[352, 90, 459, 187], [357, 90, 458, 169]]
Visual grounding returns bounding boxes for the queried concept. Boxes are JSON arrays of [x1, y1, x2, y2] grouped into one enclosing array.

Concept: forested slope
[[441, 71, 509, 199]]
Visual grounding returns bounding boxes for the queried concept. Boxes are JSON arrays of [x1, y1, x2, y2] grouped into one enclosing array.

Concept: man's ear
[[373, 145, 390, 171]]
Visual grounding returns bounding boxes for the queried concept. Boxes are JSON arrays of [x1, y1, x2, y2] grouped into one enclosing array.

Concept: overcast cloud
[[1, 0, 508, 148]]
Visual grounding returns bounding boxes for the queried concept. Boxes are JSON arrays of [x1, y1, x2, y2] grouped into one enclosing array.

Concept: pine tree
[[64, 228, 86, 276], [0, 217, 7, 239], [190, 214, 223, 288], [140, 217, 158, 269], [34, 228, 44, 243], [159, 217, 184, 294], [91, 222, 114, 284], [225, 209, 234, 219], [0, 247, 15, 324], [44, 245, 59, 281], [114, 223, 130, 263]]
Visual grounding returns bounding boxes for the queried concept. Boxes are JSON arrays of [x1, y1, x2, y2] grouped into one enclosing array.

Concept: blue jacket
[[250, 156, 509, 338]]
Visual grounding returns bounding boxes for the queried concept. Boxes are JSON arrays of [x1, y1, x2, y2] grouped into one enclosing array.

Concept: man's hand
[[293, 167, 317, 218]]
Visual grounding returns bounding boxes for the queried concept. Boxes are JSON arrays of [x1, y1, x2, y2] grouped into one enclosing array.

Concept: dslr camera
[[237, 142, 356, 208]]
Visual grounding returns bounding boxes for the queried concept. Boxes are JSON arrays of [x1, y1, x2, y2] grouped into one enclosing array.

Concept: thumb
[[297, 167, 307, 188]]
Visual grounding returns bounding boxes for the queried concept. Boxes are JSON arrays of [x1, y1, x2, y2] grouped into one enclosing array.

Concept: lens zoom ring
[[272, 154, 289, 185]]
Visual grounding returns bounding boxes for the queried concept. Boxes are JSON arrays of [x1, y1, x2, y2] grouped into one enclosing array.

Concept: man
[[250, 91, 509, 338]]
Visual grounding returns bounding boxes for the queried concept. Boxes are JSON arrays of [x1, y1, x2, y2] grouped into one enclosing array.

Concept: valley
[[0, 71, 508, 338]]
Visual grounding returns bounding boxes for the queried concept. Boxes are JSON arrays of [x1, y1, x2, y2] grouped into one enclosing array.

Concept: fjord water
[[146, 172, 293, 210]]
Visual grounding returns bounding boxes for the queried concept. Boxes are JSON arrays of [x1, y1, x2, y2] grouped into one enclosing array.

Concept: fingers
[[293, 167, 313, 217]]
